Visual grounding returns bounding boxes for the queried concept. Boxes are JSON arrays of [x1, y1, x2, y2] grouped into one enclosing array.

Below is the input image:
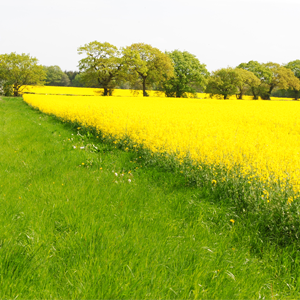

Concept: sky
[[1, 0, 299, 72]]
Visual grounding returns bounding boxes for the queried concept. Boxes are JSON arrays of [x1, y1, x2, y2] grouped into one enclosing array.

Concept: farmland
[[1, 93, 300, 298], [21, 85, 294, 100], [23, 93, 300, 195], [22, 92, 300, 244]]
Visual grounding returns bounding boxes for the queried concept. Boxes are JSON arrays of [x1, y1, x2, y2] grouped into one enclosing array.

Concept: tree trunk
[[238, 92, 243, 100], [224, 94, 227, 99], [103, 87, 108, 96], [176, 85, 182, 98], [251, 87, 258, 100], [294, 89, 299, 100], [142, 77, 148, 97], [13, 84, 19, 97], [262, 86, 273, 100], [98, 78, 108, 96]]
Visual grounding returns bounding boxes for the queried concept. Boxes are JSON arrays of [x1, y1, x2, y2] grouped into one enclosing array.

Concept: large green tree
[[122, 43, 174, 97], [78, 41, 124, 96], [43, 65, 70, 86], [237, 61, 300, 100], [237, 61, 272, 99], [285, 60, 300, 100], [0, 52, 46, 96], [234, 68, 260, 99], [260, 62, 300, 100], [206, 68, 240, 99], [163, 50, 209, 98]]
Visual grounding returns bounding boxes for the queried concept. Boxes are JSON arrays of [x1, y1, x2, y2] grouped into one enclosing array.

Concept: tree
[[71, 73, 85, 87], [285, 60, 300, 100], [0, 80, 13, 96], [259, 62, 300, 100], [206, 68, 240, 99], [237, 61, 272, 99], [162, 50, 209, 98], [234, 68, 260, 99], [0, 52, 46, 96], [65, 71, 80, 86], [60, 73, 71, 86], [122, 43, 174, 97], [78, 41, 125, 96], [43, 65, 70, 86]]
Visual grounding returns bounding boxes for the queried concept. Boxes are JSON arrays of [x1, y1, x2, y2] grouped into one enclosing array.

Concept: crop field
[[21, 85, 166, 97], [21, 85, 293, 100], [23, 94, 300, 195], [23, 93, 300, 246], [2, 95, 300, 298]]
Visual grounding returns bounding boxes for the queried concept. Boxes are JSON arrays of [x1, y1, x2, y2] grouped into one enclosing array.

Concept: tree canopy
[[237, 61, 300, 100], [78, 41, 124, 96], [71, 73, 85, 87], [285, 60, 300, 78], [122, 43, 174, 96], [260, 62, 300, 100], [0, 52, 46, 96], [43, 65, 70, 86], [234, 68, 260, 99], [285, 60, 300, 100], [1, 45, 299, 100], [206, 68, 241, 99], [65, 71, 81, 86], [237, 61, 272, 99], [163, 50, 209, 98]]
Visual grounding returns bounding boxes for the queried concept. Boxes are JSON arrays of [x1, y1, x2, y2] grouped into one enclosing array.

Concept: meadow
[[1, 93, 300, 298]]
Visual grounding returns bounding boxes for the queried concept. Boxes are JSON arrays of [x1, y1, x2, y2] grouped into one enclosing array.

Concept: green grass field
[[0, 97, 299, 299]]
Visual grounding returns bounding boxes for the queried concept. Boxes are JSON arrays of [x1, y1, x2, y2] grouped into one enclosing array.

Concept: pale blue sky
[[1, 0, 299, 72]]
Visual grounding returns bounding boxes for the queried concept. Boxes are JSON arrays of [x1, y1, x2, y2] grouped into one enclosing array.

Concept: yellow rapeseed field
[[23, 94, 300, 196], [20, 85, 166, 97], [21, 85, 293, 100]]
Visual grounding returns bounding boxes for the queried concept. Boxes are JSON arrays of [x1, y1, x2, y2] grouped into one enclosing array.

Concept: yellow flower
[[212, 179, 217, 185], [22, 91, 300, 196], [287, 197, 294, 205], [230, 219, 235, 223]]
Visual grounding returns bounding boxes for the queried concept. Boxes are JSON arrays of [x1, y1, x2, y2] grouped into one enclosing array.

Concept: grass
[[0, 96, 300, 299]]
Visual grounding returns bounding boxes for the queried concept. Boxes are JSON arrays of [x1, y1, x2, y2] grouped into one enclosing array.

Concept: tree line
[[0, 42, 299, 100]]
